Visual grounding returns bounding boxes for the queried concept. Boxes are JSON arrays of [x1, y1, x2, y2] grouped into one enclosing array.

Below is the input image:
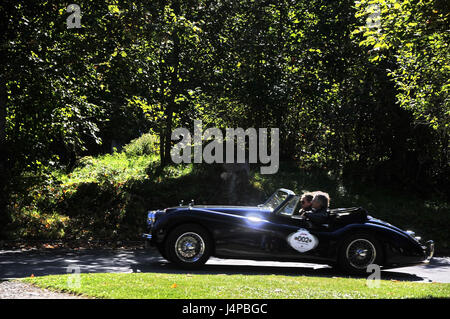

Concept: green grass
[[53, 152, 159, 186], [22, 273, 450, 299]]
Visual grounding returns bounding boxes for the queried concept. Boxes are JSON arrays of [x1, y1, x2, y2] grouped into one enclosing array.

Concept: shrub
[[123, 133, 159, 157]]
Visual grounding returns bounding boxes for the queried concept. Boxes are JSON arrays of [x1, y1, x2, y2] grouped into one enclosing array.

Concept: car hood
[[167, 205, 273, 216], [366, 216, 406, 233]]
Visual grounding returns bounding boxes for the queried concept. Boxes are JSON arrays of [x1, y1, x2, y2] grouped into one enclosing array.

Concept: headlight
[[147, 211, 157, 226]]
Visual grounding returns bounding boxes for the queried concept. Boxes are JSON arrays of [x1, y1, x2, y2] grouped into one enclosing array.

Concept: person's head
[[311, 191, 330, 210], [300, 193, 314, 210]]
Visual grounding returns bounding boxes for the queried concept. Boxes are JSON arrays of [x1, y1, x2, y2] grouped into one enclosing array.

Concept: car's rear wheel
[[165, 224, 212, 269], [339, 233, 383, 274]]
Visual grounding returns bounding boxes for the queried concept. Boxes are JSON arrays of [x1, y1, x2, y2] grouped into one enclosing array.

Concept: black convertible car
[[142, 188, 434, 273]]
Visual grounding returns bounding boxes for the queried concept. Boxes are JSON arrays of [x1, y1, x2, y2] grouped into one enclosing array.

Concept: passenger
[[304, 191, 330, 225]]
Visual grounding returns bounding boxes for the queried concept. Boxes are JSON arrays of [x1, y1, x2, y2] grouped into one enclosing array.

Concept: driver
[[294, 193, 313, 216], [304, 191, 330, 225]]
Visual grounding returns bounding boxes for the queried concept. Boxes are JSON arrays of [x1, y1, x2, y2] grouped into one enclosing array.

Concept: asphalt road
[[1, 248, 449, 283]]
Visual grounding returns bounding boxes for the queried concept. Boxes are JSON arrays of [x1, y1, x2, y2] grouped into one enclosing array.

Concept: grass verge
[[22, 273, 450, 299]]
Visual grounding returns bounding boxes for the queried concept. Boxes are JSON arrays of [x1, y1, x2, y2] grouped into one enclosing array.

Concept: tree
[[353, 0, 449, 133]]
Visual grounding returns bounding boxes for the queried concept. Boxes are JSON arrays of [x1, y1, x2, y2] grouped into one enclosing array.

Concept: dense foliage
[[0, 1, 448, 240]]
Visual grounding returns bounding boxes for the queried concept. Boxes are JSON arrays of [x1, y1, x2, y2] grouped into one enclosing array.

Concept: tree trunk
[[0, 43, 9, 237], [161, 0, 181, 167]]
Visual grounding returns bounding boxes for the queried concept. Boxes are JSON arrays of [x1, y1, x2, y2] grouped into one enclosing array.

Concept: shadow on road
[[0, 247, 427, 282]]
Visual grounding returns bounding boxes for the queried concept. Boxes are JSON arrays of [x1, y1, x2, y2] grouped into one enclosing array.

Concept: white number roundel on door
[[287, 228, 319, 253]]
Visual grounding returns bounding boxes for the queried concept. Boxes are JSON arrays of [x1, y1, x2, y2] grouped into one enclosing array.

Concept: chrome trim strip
[[142, 233, 153, 240]]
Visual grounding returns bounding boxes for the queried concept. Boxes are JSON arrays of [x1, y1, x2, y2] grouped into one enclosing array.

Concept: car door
[[211, 200, 301, 259], [212, 195, 331, 262], [263, 196, 332, 261]]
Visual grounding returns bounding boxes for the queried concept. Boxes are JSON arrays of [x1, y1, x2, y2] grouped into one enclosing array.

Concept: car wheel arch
[[336, 230, 387, 268]]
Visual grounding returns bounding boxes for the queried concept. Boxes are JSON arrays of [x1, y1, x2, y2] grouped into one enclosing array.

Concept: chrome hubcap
[[346, 239, 376, 269], [356, 248, 368, 258], [175, 232, 205, 263]]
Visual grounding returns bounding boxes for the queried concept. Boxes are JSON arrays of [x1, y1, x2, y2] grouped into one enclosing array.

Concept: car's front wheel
[[165, 224, 212, 269], [338, 233, 383, 274]]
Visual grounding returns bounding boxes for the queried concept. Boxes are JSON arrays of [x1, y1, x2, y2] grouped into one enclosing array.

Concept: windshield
[[262, 189, 294, 210], [278, 195, 301, 216]]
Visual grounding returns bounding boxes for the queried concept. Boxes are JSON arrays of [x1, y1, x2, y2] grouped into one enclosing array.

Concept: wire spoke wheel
[[345, 238, 376, 270], [165, 224, 211, 268], [175, 232, 205, 263]]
